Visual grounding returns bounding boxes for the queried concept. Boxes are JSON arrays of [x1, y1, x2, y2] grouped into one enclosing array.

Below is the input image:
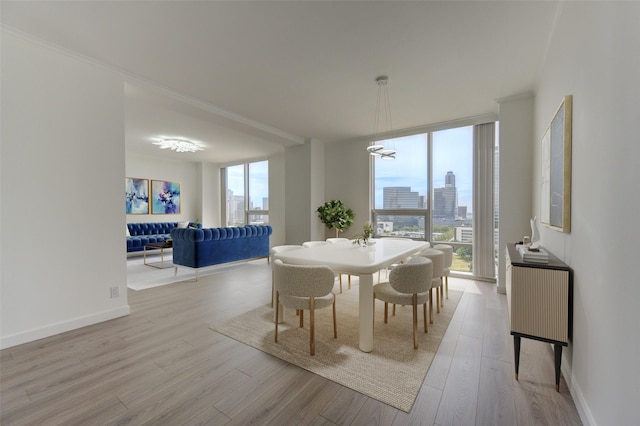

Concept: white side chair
[[303, 240, 347, 293], [326, 238, 352, 292], [273, 259, 337, 356], [378, 238, 429, 283], [373, 256, 433, 349], [302, 241, 329, 248], [269, 245, 304, 307], [433, 244, 453, 301], [417, 248, 445, 324]]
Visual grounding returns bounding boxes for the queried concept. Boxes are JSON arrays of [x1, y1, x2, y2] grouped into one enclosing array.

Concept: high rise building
[[433, 172, 458, 219], [445, 171, 456, 187], [383, 187, 420, 209]]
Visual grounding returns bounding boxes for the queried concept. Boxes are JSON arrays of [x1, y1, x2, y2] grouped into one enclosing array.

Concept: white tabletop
[[275, 238, 429, 275], [275, 238, 429, 352]]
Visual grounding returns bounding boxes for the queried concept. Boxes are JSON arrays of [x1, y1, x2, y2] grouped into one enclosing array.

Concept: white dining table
[[275, 238, 429, 352]]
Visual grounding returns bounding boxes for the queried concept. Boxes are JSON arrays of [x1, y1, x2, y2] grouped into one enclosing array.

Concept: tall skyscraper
[[433, 172, 458, 219], [445, 171, 455, 187]]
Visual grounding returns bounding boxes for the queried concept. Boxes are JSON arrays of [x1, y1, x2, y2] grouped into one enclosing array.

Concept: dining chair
[[417, 248, 445, 324], [326, 237, 352, 292], [269, 245, 304, 307], [272, 259, 337, 356], [373, 256, 433, 349], [377, 238, 429, 283], [433, 244, 453, 300]]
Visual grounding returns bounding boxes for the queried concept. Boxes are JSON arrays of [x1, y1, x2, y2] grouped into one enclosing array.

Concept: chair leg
[[423, 303, 428, 333], [348, 274, 351, 290], [299, 310, 304, 327], [332, 297, 337, 338], [440, 277, 444, 307], [274, 292, 279, 343], [445, 275, 449, 299], [436, 288, 440, 314], [429, 289, 434, 324], [310, 297, 315, 356], [412, 294, 418, 349], [384, 302, 388, 323], [339, 274, 343, 294], [393, 304, 396, 316]]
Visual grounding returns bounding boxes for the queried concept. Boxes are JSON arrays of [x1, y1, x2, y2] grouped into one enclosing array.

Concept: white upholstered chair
[[433, 244, 453, 301], [269, 245, 304, 307], [417, 248, 445, 324], [326, 237, 352, 292], [272, 259, 337, 356], [302, 240, 329, 248], [373, 256, 433, 349]]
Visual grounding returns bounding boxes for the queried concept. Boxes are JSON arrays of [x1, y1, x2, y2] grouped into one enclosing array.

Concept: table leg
[[359, 273, 374, 352]]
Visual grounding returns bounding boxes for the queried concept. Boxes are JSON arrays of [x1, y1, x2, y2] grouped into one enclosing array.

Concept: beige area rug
[[211, 277, 463, 412]]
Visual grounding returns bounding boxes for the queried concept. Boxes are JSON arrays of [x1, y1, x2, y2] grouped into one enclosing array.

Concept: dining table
[[274, 238, 429, 352]]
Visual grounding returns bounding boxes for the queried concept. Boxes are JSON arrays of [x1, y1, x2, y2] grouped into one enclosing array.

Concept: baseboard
[[562, 354, 596, 426], [0, 305, 130, 350]]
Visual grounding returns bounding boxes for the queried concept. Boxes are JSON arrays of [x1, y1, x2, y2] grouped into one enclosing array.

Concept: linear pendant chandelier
[[366, 76, 396, 160]]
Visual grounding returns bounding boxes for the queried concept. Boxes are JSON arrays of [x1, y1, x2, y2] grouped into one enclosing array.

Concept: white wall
[[284, 140, 327, 244], [1, 32, 129, 348], [534, 3, 640, 424], [125, 152, 200, 225], [325, 138, 371, 238]]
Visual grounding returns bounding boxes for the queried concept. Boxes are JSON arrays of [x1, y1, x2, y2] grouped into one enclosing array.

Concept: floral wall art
[[151, 180, 181, 214]]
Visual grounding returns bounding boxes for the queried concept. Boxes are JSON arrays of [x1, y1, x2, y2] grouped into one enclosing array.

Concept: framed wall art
[[151, 180, 181, 214], [541, 95, 572, 233], [125, 177, 149, 214]]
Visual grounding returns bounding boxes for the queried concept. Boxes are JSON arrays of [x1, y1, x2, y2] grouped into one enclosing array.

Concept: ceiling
[[1, 1, 561, 164]]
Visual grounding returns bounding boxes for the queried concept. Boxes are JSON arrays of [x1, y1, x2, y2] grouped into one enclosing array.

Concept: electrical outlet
[[110, 286, 120, 298]]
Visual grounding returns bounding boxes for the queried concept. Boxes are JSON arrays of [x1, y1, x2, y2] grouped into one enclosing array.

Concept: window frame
[[221, 160, 269, 227], [370, 116, 497, 280]]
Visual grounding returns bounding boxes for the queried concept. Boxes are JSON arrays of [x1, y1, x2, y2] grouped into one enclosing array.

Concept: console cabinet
[[505, 244, 573, 391]]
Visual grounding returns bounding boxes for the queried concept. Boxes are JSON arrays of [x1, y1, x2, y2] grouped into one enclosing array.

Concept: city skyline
[[374, 126, 473, 211]]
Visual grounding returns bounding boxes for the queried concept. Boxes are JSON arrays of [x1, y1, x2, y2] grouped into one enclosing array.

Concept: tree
[[316, 200, 355, 238]]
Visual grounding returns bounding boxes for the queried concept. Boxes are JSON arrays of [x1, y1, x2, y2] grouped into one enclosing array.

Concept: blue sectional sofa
[[126, 222, 200, 253], [170, 225, 272, 274]]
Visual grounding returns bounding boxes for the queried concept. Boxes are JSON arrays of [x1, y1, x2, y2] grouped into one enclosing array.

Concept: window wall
[[223, 160, 269, 226], [371, 122, 496, 279]]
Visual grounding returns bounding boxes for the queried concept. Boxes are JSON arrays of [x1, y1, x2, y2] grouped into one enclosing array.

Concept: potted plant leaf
[[316, 200, 355, 238]]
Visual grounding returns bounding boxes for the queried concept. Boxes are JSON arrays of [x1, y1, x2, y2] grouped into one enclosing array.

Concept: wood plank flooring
[[1, 258, 582, 425]]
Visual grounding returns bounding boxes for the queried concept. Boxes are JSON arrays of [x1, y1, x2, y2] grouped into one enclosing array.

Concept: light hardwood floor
[[1, 258, 582, 425]]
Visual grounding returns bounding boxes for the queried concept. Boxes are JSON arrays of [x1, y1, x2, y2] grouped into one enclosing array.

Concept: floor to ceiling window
[[223, 160, 269, 226], [372, 121, 497, 279]]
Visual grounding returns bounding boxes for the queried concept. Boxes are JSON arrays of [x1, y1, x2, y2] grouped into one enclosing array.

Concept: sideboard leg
[[514, 335, 521, 381], [554, 344, 563, 392]]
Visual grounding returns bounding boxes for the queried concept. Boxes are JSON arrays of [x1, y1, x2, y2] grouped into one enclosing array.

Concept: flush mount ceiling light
[[153, 138, 203, 153], [366, 76, 396, 160]]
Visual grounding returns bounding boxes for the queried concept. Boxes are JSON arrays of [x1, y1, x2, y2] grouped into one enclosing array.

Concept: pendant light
[[366, 76, 396, 160]]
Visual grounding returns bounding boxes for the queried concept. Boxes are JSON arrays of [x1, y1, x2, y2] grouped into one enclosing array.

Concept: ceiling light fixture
[[366, 76, 396, 160], [153, 138, 203, 153]]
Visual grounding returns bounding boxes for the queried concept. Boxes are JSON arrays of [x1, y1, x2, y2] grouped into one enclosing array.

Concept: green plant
[[316, 200, 355, 238], [353, 222, 375, 246]]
